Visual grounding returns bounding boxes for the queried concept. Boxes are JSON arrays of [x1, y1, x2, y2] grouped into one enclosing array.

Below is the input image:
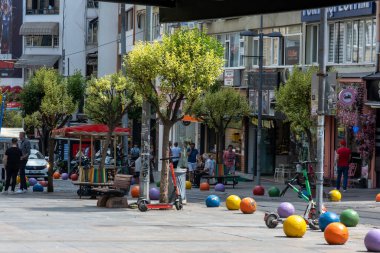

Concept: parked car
[[25, 149, 49, 181]]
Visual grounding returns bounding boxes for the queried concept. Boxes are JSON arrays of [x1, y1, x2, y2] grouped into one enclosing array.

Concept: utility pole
[[316, 7, 328, 215], [140, 5, 153, 200], [120, 4, 129, 169]]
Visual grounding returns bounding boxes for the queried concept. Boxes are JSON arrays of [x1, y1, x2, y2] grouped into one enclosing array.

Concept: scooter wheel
[[265, 213, 279, 229], [138, 201, 148, 212], [308, 220, 319, 230], [174, 196, 183, 210]]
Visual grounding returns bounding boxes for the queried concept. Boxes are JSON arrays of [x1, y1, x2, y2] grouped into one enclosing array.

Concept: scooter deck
[[145, 204, 173, 210]]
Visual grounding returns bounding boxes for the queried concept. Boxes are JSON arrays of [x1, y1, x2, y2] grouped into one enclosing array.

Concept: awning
[[52, 124, 130, 138], [19, 22, 59, 36], [365, 101, 380, 109], [182, 115, 202, 123], [14, 54, 60, 68]]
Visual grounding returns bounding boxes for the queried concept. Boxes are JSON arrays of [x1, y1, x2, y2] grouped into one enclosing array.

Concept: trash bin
[[169, 168, 187, 204]]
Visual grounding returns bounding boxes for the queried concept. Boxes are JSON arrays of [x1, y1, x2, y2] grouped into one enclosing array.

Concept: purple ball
[[215, 183, 225, 192], [28, 178, 37, 186], [277, 202, 295, 218], [365, 229, 380, 252], [149, 187, 160, 200], [61, 173, 69, 180]]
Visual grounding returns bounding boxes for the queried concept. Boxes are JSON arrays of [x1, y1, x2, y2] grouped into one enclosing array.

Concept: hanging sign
[[338, 88, 356, 106]]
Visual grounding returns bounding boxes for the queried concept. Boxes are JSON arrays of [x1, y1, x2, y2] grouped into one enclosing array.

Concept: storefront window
[[216, 33, 245, 68]]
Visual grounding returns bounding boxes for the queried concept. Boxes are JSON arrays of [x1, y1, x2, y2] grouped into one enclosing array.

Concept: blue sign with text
[[301, 1, 375, 22]]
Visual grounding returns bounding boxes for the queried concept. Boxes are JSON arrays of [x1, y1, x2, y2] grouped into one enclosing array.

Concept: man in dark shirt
[[2, 138, 22, 194], [18, 132, 31, 193], [336, 139, 351, 192], [187, 143, 198, 183]]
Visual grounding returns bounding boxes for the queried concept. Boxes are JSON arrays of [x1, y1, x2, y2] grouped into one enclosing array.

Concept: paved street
[[0, 179, 379, 253]]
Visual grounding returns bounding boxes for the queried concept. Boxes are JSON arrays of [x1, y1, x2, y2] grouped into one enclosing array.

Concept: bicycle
[[264, 161, 320, 230]]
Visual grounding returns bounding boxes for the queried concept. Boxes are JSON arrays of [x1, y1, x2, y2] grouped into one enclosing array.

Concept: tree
[[67, 70, 86, 113], [3, 110, 23, 127], [125, 28, 224, 203], [84, 72, 141, 169], [191, 87, 251, 164], [20, 67, 76, 192], [275, 66, 318, 160]]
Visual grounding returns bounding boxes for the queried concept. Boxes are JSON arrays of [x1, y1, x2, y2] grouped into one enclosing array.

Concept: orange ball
[[240, 197, 257, 214], [376, 193, 380, 202], [70, 174, 78, 181], [324, 222, 349, 245], [131, 185, 140, 198], [200, 182, 210, 191], [53, 172, 61, 179]]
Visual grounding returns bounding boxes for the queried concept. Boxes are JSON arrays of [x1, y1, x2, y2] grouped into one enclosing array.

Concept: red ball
[[200, 182, 210, 191], [70, 174, 79, 181], [253, 185, 265, 196]]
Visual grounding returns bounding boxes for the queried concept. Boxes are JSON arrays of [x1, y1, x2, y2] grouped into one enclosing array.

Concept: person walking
[[18, 132, 31, 193], [130, 144, 140, 162], [1, 138, 22, 194], [170, 142, 181, 168], [186, 143, 198, 183], [223, 145, 236, 175], [335, 139, 351, 192]]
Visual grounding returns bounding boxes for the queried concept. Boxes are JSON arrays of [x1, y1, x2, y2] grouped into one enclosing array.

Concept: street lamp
[[240, 16, 282, 186]]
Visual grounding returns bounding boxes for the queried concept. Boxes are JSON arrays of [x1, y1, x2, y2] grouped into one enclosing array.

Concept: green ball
[[268, 186, 281, 197], [156, 181, 160, 187], [26, 182, 30, 188], [340, 209, 359, 227]]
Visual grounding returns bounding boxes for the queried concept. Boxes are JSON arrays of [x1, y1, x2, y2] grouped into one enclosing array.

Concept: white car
[[25, 149, 49, 180]]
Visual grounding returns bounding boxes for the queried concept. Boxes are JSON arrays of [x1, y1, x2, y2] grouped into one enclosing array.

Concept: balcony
[[26, 8, 59, 15]]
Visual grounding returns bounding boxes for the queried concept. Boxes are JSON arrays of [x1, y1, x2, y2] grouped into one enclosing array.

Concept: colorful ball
[[205, 195, 220, 207], [149, 187, 160, 200], [364, 229, 380, 252], [214, 183, 225, 192], [283, 215, 307, 238], [28, 178, 37, 186], [240, 197, 257, 214], [33, 183, 44, 192], [340, 209, 359, 227], [268, 186, 280, 197], [70, 173, 79, 181], [53, 171, 61, 179], [200, 182, 210, 191], [328, 189, 342, 202], [186, 181, 192, 190], [277, 202, 295, 218], [16, 175, 20, 184], [324, 222, 349, 245], [131, 185, 140, 198], [39, 181, 48, 187], [253, 185, 265, 196], [61, 173, 69, 180], [226, 195, 241, 210], [319, 212, 340, 231], [376, 193, 380, 202]]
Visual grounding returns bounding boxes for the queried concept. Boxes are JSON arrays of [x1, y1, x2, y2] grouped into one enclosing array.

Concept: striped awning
[[19, 22, 59, 36], [15, 54, 60, 68]]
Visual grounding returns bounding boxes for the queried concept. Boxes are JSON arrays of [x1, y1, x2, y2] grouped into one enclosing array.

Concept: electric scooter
[[264, 161, 320, 230], [137, 157, 183, 212]]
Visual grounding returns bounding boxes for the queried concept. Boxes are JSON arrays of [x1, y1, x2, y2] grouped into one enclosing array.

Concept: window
[[305, 25, 318, 64], [87, 18, 98, 44], [125, 8, 133, 31], [87, 0, 98, 8], [25, 35, 59, 47], [327, 18, 376, 64], [216, 33, 245, 68], [26, 0, 59, 14], [137, 13, 145, 30]]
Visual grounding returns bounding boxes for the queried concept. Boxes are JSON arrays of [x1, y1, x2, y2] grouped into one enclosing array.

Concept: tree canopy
[[125, 28, 224, 202]]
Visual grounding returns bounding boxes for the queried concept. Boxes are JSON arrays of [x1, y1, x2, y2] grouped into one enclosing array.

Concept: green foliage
[[275, 67, 317, 134], [67, 70, 86, 104], [3, 110, 23, 128], [85, 72, 142, 127], [125, 28, 224, 124], [192, 88, 251, 132]]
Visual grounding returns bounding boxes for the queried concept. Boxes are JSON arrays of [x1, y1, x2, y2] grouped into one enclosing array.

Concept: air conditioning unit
[[280, 66, 294, 84]]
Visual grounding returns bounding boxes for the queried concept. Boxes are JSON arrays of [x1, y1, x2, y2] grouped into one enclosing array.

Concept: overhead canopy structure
[[52, 124, 130, 138], [98, 0, 370, 22], [19, 22, 59, 36], [15, 55, 60, 68]]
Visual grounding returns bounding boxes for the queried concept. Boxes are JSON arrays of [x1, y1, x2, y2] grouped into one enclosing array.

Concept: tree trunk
[[47, 135, 55, 192], [306, 128, 316, 161], [159, 123, 171, 203], [100, 128, 114, 170], [216, 130, 225, 164]]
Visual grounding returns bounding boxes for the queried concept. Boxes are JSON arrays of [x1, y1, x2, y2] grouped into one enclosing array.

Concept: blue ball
[[149, 187, 160, 200], [205, 195, 220, 207], [33, 183, 44, 192], [319, 211, 340, 231]]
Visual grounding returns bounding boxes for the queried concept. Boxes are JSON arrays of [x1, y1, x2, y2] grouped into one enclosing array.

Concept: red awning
[[52, 124, 130, 138], [182, 115, 202, 123]]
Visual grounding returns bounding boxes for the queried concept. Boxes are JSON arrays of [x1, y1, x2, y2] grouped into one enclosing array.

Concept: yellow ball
[[16, 175, 20, 184], [226, 195, 241, 210], [283, 215, 307, 238], [186, 181, 192, 190], [328, 190, 342, 202]]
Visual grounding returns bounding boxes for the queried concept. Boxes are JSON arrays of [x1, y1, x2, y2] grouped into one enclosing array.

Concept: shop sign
[[224, 69, 234, 86], [339, 88, 356, 106], [285, 46, 300, 66], [301, 2, 375, 22], [251, 118, 274, 129]]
